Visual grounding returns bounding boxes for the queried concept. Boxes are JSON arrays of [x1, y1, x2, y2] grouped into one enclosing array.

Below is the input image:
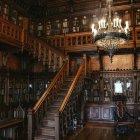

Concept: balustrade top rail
[[59, 59, 85, 112], [0, 16, 65, 58], [0, 16, 23, 47], [0, 118, 23, 129], [32, 61, 68, 113]]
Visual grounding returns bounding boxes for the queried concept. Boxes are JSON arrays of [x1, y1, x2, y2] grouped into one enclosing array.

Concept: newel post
[[28, 109, 33, 140], [83, 53, 87, 76], [66, 55, 69, 76], [54, 112, 59, 140]]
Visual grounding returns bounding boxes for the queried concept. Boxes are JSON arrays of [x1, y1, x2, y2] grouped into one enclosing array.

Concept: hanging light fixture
[[91, 0, 129, 62]]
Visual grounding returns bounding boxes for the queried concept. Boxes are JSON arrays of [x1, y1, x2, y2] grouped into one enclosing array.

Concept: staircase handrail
[[59, 59, 85, 112], [32, 61, 68, 113]]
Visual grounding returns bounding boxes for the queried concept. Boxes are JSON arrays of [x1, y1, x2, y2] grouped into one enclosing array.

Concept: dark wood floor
[[66, 123, 140, 140]]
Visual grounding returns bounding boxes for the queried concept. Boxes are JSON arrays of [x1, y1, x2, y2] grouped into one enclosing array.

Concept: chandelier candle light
[[91, 0, 129, 62]]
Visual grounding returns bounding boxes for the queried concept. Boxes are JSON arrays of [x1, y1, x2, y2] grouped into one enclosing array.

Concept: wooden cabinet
[[46, 21, 51, 36], [37, 22, 44, 37], [103, 78, 111, 102], [91, 79, 100, 102], [72, 17, 80, 33], [90, 70, 140, 104], [62, 18, 69, 34], [85, 103, 136, 122], [52, 20, 61, 35], [85, 104, 114, 122], [0, 70, 54, 106]]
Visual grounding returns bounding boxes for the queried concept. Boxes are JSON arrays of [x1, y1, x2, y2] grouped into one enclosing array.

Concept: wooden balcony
[[0, 16, 23, 48], [0, 16, 139, 55]]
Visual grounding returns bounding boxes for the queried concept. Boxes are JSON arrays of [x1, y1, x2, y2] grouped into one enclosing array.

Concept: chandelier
[[91, 0, 129, 62]]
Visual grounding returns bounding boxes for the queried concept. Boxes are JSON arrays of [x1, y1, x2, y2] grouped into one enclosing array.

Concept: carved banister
[[33, 61, 68, 113], [28, 60, 68, 140], [0, 16, 22, 47], [59, 58, 86, 139], [59, 59, 85, 112]]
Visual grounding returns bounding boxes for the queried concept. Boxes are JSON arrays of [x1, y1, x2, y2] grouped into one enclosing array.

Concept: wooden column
[[99, 73, 104, 103], [21, 29, 25, 52], [66, 55, 69, 76], [99, 50, 103, 71], [54, 113, 59, 140], [83, 53, 87, 76]]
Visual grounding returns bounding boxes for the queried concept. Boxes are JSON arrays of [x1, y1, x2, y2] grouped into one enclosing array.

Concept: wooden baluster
[[83, 53, 87, 76], [81, 35, 83, 45], [66, 56, 69, 76]]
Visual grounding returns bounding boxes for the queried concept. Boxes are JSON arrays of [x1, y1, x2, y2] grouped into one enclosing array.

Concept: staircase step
[[34, 76, 75, 139], [57, 92, 66, 96], [60, 88, 69, 91], [49, 106, 59, 112], [52, 102, 61, 107], [40, 127, 55, 136], [35, 135, 55, 140], [42, 119, 55, 127]]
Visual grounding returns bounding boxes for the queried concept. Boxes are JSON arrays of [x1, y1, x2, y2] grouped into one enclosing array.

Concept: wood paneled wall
[[90, 56, 100, 71], [103, 55, 134, 70], [89, 54, 135, 71], [0, 52, 21, 70]]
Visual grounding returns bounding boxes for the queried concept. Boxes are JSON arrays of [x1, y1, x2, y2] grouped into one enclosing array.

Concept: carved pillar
[[99, 73, 104, 103], [134, 74, 137, 103], [134, 49, 137, 70], [99, 50, 103, 71]]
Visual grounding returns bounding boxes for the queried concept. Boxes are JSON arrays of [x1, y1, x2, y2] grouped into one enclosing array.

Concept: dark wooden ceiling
[[16, 0, 130, 18]]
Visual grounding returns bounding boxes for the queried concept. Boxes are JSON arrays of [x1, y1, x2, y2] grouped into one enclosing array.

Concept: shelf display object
[[46, 21, 51, 35], [123, 10, 131, 26], [0, 75, 6, 105], [81, 16, 89, 32], [103, 78, 111, 102], [137, 78, 140, 102], [113, 77, 134, 103], [53, 20, 61, 35], [72, 17, 80, 33], [113, 78, 124, 95], [10, 9, 18, 25], [0, 0, 2, 15], [37, 22, 43, 37], [125, 78, 133, 103], [62, 18, 69, 34], [136, 9, 140, 26], [29, 21, 35, 35], [91, 79, 100, 102], [3, 4, 9, 20]]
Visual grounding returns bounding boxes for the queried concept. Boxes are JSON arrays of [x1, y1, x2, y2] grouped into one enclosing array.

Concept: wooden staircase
[[28, 57, 87, 140], [34, 76, 74, 140]]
